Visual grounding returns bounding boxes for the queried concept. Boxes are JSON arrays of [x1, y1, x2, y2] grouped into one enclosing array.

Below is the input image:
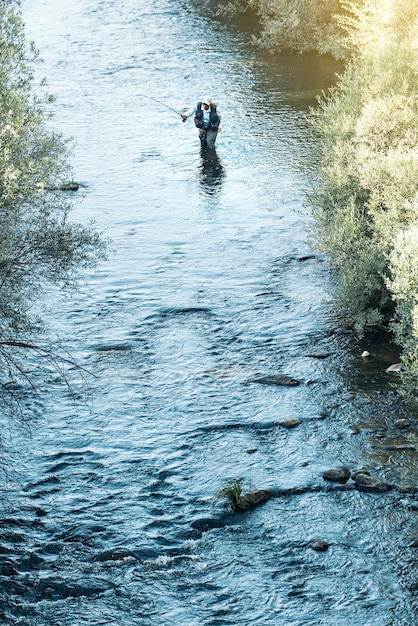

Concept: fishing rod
[[137, 93, 185, 119]]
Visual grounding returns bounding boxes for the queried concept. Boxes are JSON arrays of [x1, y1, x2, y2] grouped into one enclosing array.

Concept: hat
[[201, 96, 212, 105]]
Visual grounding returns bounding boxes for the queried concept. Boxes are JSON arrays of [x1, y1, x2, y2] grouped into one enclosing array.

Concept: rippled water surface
[[2, 1, 418, 624]]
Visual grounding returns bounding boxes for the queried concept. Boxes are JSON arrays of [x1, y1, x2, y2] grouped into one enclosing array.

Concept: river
[[2, 0, 418, 624]]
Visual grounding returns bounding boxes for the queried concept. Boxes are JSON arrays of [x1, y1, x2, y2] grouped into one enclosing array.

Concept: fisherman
[[181, 96, 222, 149]]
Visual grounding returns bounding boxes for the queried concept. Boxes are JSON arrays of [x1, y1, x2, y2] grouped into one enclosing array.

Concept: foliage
[[311, 0, 418, 394], [214, 478, 245, 510], [0, 3, 106, 411]]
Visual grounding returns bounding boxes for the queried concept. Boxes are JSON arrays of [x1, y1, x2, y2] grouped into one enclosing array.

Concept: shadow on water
[[198, 147, 225, 195]]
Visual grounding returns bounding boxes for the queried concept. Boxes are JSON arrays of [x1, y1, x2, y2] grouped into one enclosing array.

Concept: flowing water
[[2, 1, 418, 624]]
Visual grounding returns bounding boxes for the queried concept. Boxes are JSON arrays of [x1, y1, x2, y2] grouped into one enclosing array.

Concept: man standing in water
[[181, 96, 222, 149]]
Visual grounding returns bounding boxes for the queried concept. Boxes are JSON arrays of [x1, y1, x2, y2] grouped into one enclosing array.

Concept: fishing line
[[137, 93, 184, 118]]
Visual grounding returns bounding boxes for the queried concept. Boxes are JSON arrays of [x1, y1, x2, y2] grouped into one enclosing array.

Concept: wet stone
[[386, 363, 402, 374], [93, 548, 137, 562], [279, 419, 301, 429], [252, 375, 301, 387], [27, 552, 45, 568], [309, 539, 330, 552], [235, 489, 274, 511], [395, 419, 411, 429], [190, 517, 228, 532], [322, 468, 351, 484], [351, 469, 371, 481], [354, 473, 392, 493], [60, 181, 80, 191], [36, 577, 113, 599]]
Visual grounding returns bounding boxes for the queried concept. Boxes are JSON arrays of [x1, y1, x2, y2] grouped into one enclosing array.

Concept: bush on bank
[[311, 0, 418, 398], [0, 3, 105, 410]]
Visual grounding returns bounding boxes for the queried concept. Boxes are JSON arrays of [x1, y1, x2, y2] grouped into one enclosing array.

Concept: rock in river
[[251, 375, 301, 387], [309, 539, 330, 552], [354, 473, 392, 493], [279, 419, 301, 429], [322, 468, 351, 484], [235, 489, 274, 511]]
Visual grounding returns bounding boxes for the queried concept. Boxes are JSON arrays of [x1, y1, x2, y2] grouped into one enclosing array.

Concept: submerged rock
[[277, 485, 323, 497], [93, 548, 138, 562], [190, 517, 228, 532], [322, 468, 351, 484], [251, 375, 300, 387], [60, 181, 80, 191]]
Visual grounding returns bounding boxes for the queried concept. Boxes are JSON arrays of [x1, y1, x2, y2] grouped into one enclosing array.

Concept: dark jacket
[[194, 102, 220, 130]]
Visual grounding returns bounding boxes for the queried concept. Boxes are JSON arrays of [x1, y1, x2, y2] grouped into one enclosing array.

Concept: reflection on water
[[199, 147, 225, 195]]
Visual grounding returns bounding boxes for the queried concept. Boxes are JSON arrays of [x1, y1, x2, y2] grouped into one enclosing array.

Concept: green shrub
[[311, 0, 418, 394]]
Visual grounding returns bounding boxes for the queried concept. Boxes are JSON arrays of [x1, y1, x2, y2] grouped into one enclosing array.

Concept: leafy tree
[[0, 3, 106, 415]]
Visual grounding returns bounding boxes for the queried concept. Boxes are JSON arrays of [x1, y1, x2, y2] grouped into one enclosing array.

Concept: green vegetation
[[214, 478, 245, 510], [311, 0, 418, 398], [0, 3, 105, 414]]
